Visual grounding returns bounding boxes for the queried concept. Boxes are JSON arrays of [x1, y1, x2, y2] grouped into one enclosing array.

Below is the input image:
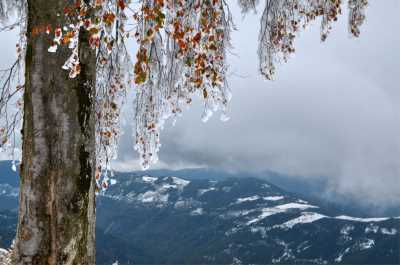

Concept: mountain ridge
[[93, 173, 398, 264]]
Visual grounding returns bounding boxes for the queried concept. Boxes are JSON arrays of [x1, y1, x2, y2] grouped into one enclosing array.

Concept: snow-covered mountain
[[0, 162, 398, 264], [95, 174, 399, 265]]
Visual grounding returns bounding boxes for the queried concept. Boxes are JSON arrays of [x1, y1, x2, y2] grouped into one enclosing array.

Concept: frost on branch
[[348, 0, 368, 37], [0, 0, 24, 23], [256, 0, 368, 80], [133, 0, 233, 169], [238, 0, 259, 14], [258, 0, 341, 80], [90, 0, 133, 190]]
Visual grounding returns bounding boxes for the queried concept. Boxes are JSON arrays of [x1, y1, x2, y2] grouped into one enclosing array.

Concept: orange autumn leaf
[[193, 32, 201, 44]]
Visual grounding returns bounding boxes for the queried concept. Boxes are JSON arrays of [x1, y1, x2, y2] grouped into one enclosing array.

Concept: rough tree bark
[[12, 0, 97, 264]]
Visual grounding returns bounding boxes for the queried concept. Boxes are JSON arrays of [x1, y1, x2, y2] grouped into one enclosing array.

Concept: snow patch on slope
[[236, 195, 260, 203], [141, 176, 158, 183], [381, 228, 397, 235], [198, 187, 216, 196], [134, 176, 191, 204], [191, 208, 204, 216], [263, 196, 284, 201], [336, 215, 389, 222], [335, 247, 350, 262], [171, 177, 190, 189], [137, 190, 169, 203], [341, 225, 354, 235], [274, 212, 326, 229], [365, 224, 379, 234], [336, 238, 375, 262], [247, 203, 318, 225], [359, 239, 375, 250]]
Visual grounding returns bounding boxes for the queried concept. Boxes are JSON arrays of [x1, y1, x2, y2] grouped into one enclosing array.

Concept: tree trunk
[[12, 0, 97, 264]]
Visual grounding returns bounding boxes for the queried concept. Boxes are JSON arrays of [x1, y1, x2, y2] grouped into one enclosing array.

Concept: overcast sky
[[1, 1, 399, 209]]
